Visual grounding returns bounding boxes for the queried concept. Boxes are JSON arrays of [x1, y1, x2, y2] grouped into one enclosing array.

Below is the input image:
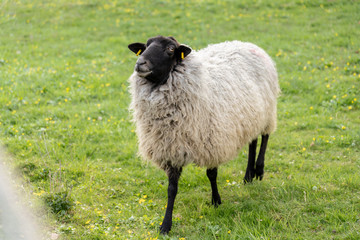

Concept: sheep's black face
[[128, 36, 191, 85]]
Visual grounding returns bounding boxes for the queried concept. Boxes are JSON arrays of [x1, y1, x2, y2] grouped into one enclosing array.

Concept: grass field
[[1, 0, 360, 239]]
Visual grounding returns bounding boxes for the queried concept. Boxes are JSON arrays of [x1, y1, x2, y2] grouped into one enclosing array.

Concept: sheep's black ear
[[128, 43, 146, 56], [176, 45, 192, 60]]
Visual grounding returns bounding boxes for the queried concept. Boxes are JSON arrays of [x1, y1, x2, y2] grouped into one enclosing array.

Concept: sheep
[[127, 36, 280, 234]]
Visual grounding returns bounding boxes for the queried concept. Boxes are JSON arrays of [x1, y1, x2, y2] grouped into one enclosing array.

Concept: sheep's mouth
[[137, 70, 152, 77]]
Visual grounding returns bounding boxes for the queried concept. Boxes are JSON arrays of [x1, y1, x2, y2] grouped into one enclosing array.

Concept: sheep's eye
[[168, 46, 175, 52]]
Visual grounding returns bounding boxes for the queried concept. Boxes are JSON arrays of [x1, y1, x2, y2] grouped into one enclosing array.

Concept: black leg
[[206, 168, 222, 207], [244, 138, 258, 183], [160, 166, 182, 235], [255, 134, 269, 180]]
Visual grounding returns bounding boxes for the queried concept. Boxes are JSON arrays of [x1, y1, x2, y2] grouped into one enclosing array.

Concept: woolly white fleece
[[129, 41, 280, 170]]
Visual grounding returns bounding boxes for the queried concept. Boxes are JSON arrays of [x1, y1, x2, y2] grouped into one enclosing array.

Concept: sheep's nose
[[136, 56, 147, 66], [135, 56, 150, 73]]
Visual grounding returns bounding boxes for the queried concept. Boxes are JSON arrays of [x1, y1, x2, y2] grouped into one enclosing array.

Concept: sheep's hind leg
[[244, 138, 258, 183], [255, 134, 269, 180], [207, 168, 222, 207], [160, 166, 182, 235]]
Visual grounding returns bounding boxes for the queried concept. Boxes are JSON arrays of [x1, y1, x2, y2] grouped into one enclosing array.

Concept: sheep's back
[[199, 40, 279, 131]]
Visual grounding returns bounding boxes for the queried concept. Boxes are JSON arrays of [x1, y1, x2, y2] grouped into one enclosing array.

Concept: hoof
[[212, 196, 222, 207], [244, 170, 255, 184], [159, 225, 171, 235], [243, 177, 253, 184], [255, 166, 264, 181]]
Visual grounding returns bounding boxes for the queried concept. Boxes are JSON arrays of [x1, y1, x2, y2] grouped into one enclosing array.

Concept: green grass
[[1, 0, 360, 239]]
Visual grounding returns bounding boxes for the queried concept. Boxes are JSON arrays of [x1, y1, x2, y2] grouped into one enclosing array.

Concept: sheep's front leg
[[160, 166, 182, 235], [255, 134, 269, 180], [244, 138, 258, 183], [207, 168, 222, 207]]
